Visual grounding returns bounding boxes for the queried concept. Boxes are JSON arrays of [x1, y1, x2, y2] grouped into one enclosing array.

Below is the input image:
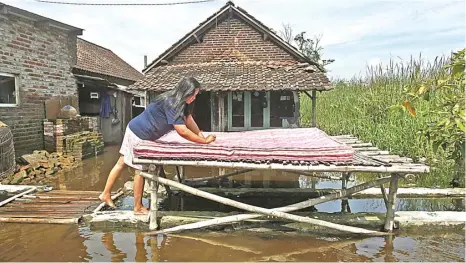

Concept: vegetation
[[278, 23, 334, 71], [301, 50, 465, 188]]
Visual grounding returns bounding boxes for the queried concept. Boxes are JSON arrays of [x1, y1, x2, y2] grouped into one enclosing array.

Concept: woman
[[99, 77, 216, 214]]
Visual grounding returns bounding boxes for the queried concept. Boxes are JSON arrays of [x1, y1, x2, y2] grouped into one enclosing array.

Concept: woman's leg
[[99, 155, 126, 208], [133, 170, 148, 214]]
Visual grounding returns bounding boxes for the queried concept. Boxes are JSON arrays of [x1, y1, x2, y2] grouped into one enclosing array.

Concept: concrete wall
[[0, 14, 79, 156]]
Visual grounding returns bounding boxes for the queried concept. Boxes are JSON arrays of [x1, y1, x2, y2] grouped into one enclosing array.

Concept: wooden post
[[384, 174, 399, 232], [341, 172, 349, 213], [149, 165, 160, 230], [218, 93, 225, 132], [311, 90, 317, 127]]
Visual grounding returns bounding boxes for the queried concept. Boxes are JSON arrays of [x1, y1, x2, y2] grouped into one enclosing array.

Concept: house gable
[[170, 15, 296, 64], [143, 1, 315, 73]]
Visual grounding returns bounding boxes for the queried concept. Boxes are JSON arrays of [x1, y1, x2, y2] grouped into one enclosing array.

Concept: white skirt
[[119, 126, 145, 170]]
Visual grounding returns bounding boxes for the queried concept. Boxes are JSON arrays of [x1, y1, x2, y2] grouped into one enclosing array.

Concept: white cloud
[[2, 0, 464, 79]]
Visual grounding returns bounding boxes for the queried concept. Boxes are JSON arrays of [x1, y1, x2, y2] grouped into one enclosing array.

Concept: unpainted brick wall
[[0, 15, 79, 156], [170, 16, 296, 64]]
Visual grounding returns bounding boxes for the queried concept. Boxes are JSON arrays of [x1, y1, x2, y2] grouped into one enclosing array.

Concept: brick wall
[[0, 15, 79, 156], [43, 117, 103, 160], [170, 16, 296, 64]]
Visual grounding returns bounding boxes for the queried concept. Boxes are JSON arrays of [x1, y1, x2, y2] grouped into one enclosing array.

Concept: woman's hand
[[204, 134, 216, 144]]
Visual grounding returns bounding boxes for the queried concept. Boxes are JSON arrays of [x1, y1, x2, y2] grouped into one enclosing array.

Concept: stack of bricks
[[43, 117, 104, 160]]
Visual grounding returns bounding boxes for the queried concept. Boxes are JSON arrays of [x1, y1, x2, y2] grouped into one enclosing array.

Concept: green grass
[[301, 54, 459, 188]]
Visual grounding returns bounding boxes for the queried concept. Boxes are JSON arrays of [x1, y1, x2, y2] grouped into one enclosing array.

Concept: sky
[[2, 0, 465, 79]]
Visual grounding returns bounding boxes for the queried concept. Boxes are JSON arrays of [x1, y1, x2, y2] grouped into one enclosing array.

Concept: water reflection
[[0, 223, 463, 262]]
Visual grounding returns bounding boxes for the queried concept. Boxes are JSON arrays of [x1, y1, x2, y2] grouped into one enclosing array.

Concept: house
[[130, 1, 332, 132], [0, 2, 83, 156], [0, 2, 144, 156], [73, 38, 144, 144]]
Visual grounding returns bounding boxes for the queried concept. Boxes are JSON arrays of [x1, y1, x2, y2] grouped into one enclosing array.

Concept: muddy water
[[0, 146, 464, 262]]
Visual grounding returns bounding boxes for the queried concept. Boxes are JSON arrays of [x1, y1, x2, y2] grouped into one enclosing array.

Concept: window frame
[[0, 72, 19, 108]]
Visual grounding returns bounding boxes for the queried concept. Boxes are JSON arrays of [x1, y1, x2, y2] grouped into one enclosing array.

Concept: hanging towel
[[100, 89, 112, 118]]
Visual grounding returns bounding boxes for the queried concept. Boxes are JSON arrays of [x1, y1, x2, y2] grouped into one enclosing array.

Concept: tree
[[278, 23, 335, 71], [401, 48, 465, 185]]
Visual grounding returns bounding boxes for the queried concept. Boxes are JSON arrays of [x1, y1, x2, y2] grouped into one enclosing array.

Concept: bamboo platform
[[0, 187, 123, 224], [133, 133, 433, 236]]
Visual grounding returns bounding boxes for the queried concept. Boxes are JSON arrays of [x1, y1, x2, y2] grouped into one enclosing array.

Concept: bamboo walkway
[[0, 188, 122, 224]]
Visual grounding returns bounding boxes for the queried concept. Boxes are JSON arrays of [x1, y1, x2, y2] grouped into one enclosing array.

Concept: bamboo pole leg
[[140, 172, 389, 236], [175, 166, 184, 183], [341, 172, 349, 213], [262, 172, 270, 188], [144, 175, 394, 235], [380, 184, 389, 209], [149, 165, 160, 230], [159, 168, 172, 195], [383, 174, 399, 232]]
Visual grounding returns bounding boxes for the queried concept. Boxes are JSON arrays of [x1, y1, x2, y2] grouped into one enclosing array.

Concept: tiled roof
[[130, 61, 332, 91], [75, 38, 144, 82]]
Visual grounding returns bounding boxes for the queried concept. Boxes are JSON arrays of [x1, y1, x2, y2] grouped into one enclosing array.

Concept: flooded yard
[[0, 146, 464, 262]]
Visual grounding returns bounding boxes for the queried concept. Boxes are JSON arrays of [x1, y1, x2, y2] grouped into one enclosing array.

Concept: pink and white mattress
[[133, 128, 354, 163]]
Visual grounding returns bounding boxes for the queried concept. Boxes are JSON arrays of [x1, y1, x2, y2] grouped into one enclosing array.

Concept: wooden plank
[[0, 217, 79, 224], [0, 213, 78, 218]]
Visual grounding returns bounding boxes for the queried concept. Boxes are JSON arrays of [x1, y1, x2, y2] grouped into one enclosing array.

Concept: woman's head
[[155, 76, 201, 117], [177, 77, 200, 104]]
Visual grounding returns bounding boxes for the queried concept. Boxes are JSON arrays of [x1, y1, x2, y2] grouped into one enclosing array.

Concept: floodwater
[[0, 146, 464, 262]]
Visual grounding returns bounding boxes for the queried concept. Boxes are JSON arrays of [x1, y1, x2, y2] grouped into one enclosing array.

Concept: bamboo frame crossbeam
[[140, 171, 392, 236], [184, 169, 253, 183], [284, 170, 355, 181], [134, 158, 429, 173]]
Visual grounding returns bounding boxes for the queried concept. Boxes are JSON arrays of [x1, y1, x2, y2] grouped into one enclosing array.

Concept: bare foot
[[99, 193, 116, 209], [134, 206, 149, 215]]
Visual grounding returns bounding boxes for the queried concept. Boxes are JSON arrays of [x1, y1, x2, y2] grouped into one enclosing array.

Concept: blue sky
[[3, 0, 464, 79]]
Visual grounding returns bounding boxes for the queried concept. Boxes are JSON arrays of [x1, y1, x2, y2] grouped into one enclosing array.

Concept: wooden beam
[[311, 90, 317, 127], [193, 33, 201, 43], [303, 91, 313, 100]]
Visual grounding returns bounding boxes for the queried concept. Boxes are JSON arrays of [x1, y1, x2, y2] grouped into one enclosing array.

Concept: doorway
[[193, 91, 211, 132]]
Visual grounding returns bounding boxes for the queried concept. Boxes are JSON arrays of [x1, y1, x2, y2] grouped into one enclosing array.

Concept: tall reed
[[301, 54, 456, 187]]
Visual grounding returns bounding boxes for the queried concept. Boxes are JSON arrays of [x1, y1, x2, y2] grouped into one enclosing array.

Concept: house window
[[132, 96, 146, 108], [270, 91, 295, 127], [0, 73, 18, 107]]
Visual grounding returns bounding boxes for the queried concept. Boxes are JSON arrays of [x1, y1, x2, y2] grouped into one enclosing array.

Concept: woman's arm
[[184, 114, 204, 138], [173, 124, 215, 144]]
